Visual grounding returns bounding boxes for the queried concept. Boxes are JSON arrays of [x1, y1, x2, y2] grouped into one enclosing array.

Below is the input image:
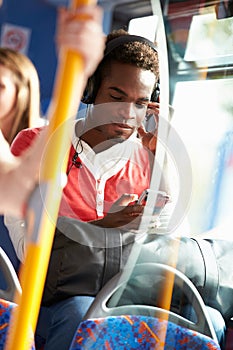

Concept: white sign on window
[[0, 23, 31, 55]]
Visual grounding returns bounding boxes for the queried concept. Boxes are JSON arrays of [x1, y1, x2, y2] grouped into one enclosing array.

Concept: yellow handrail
[[5, 1, 95, 349]]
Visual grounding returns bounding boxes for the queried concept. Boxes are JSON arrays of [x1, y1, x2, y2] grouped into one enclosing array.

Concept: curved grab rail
[[0, 247, 21, 302], [85, 263, 218, 343]]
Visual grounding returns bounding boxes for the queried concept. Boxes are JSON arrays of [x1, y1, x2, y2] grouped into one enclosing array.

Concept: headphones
[[82, 34, 160, 104]]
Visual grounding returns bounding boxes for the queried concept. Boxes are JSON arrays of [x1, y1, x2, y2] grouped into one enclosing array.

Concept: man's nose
[[118, 103, 137, 120]]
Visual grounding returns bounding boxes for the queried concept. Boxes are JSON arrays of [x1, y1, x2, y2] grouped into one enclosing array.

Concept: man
[[7, 29, 167, 244], [6, 27, 171, 349], [5, 22, 228, 350]]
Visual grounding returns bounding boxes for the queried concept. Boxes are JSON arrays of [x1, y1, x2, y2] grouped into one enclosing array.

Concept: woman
[[0, 4, 104, 347], [0, 47, 43, 144], [0, 5, 104, 216], [0, 47, 44, 281]]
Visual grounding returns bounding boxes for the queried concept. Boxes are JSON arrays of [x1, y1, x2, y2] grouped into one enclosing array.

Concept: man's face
[[93, 61, 156, 142]]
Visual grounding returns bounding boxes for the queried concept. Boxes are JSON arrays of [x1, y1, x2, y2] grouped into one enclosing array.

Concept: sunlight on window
[[171, 79, 233, 233], [128, 15, 158, 41], [185, 11, 233, 66]]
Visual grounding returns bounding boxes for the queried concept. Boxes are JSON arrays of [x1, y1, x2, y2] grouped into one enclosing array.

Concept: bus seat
[[0, 249, 37, 348], [0, 298, 35, 349], [0, 247, 21, 302], [0, 216, 20, 290], [0, 216, 20, 272], [70, 315, 220, 349], [0, 215, 20, 301], [0, 250, 35, 349], [0, 298, 17, 348], [69, 263, 220, 349]]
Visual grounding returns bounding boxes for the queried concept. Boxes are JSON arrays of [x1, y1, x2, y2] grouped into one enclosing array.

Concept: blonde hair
[[0, 47, 41, 143]]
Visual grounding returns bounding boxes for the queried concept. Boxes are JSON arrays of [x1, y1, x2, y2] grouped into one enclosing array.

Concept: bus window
[[166, 2, 233, 235], [172, 78, 233, 234], [128, 15, 158, 41]]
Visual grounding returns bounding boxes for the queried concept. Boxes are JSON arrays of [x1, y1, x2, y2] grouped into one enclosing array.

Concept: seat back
[[0, 247, 21, 302], [0, 216, 20, 291], [0, 298, 35, 349], [0, 298, 17, 349], [70, 263, 220, 349], [70, 314, 220, 349], [0, 249, 37, 348]]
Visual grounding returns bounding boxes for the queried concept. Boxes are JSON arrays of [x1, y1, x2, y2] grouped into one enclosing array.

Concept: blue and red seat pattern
[[0, 298, 35, 349], [70, 315, 220, 350], [0, 300, 221, 349]]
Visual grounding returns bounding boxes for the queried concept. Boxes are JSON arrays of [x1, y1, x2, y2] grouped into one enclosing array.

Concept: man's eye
[[110, 95, 122, 101], [135, 103, 147, 110]]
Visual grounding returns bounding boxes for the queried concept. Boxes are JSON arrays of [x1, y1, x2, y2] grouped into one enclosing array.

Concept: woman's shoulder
[[11, 126, 47, 156]]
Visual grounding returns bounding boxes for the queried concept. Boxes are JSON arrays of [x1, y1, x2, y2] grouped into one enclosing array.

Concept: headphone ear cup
[[82, 78, 93, 104], [151, 82, 160, 102], [82, 75, 97, 104]]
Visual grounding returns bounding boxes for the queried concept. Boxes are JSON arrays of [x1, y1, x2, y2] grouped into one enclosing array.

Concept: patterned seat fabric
[[70, 315, 220, 350], [0, 298, 35, 349]]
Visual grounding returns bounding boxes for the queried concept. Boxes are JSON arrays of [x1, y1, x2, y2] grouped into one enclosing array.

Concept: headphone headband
[[104, 34, 158, 57], [82, 34, 159, 104]]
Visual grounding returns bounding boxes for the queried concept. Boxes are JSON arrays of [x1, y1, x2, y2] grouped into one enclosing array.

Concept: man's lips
[[113, 120, 137, 130], [114, 122, 133, 129]]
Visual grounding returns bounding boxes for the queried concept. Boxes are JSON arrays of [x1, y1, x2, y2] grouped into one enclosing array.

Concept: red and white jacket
[[11, 119, 152, 221]]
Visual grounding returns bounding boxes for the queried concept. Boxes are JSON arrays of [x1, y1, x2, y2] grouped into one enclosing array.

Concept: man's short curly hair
[[105, 29, 159, 78], [82, 29, 159, 104]]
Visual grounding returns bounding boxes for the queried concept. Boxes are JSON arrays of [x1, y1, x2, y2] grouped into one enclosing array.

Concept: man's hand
[[90, 194, 144, 230], [56, 5, 105, 79], [138, 102, 159, 154]]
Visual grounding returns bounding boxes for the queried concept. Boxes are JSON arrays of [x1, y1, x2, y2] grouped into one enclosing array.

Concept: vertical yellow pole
[[155, 238, 181, 347], [5, 1, 96, 349]]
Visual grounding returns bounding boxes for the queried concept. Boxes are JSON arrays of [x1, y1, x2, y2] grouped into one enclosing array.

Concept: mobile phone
[[137, 189, 170, 215]]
